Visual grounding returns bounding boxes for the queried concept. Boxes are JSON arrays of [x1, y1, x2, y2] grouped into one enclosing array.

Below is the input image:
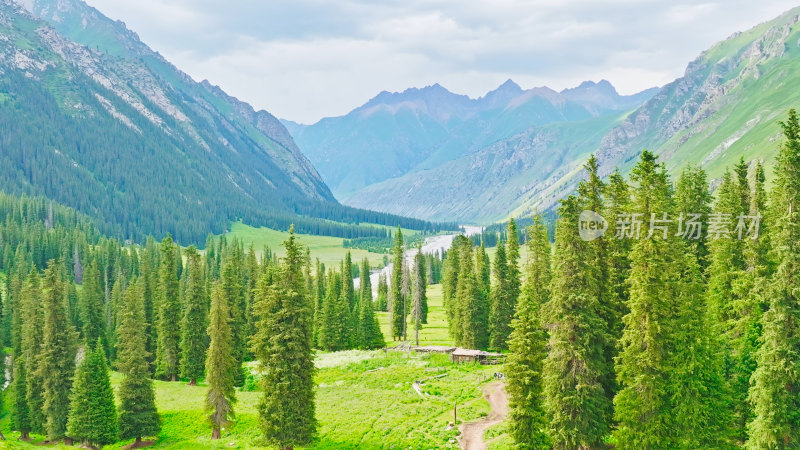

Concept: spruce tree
[[603, 169, 631, 371], [244, 245, 260, 345], [674, 164, 713, 269], [705, 169, 748, 442], [313, 259, 326, 347], [391, 228, 406, 341], [156, 235, 180, 381], [476, 241, 491, 303], [489, 239, 512, 351], [542, 196, 609, 448], [747, 109, 800, 448], [358, 258, 384, 349], [614, 151, 727, 448], [412, 247, 426, 346], [116, 280, 161, 444], [456, 243, 489, 349], [577, 155, 617, 401], [38, 260, 78, 442], [729, 161, 770, 443], [180, 246, 208, 385], [376, 273, 388, 312], [444, 235, 469, 342], [140, 241, 158, 372], [507, 216, 550, 449], [12, 354, 32, 440], [401, 261, 412, 338], [66, 341, 118, 448], [16, 268, 41, 438], [320, 271, 348, 351], [341, 253, 357, 346], [250, 226, 316, 449], [206, 282, 236, 440], [506, 218, 521, 314], [220, 254, 248, 387]]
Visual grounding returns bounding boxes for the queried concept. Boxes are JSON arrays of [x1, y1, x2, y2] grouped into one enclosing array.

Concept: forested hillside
[[0, 0, 449, 244]]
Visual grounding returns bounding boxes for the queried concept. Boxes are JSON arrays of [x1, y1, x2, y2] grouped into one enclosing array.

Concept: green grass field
[[223, 222, 388, 268], [1, 353, 501, 449], [0, 282, 511, 449], [377, 284, 454, 347]]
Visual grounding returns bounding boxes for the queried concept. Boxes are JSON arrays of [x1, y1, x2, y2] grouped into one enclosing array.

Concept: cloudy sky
[[86, 0, 798, 124]]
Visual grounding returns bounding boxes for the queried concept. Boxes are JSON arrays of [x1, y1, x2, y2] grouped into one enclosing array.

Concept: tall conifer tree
[[489, 239, 512, 351], [543, 196, 609, 448], [156, 235, 180, 381], [80, 260, 108, 355], [412, 248, 426, 346], [220, 254, 247, 387], [67, 341, 118, 448], [20, 268, 44, 435], [747, 109, 800, 448], [116, 280, 161, 444], [614, 151, 727, 448], [577, 155, 617, 401], [250, 227, 316, 449], [39, 260, 78, 442], [391, 228, 406, 341], [180, 246, 208, 385], [358, 258, 384, 349], [507, 216, 551, 449], [456, 243, 489, 349], [206, 282, 236, 440]]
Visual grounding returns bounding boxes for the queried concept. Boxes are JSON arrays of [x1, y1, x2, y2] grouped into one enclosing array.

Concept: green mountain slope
[[344, 6, 800, 223], [534, 6, 800, 216], [0, 0, 444, 243], [596, 6, 800, 179]]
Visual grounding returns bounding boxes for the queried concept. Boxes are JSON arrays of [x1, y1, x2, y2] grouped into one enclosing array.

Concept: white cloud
[[87, 0, 800, 123]]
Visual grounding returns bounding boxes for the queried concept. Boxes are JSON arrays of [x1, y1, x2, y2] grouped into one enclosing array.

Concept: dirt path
[[459, 381, 508, 450]]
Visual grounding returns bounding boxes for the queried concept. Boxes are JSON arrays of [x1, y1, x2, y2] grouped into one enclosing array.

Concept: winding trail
[[459, 381, 508, 450]]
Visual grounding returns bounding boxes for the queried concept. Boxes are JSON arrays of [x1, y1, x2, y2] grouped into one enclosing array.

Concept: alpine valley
[[3, 1, 800, 449], [291, 6, 800, 224]]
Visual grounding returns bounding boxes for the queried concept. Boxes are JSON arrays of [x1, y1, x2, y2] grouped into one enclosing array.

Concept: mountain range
[[289, 6, 800, 223], [285, 79, 657, 197], [0, 0, 440, 243]]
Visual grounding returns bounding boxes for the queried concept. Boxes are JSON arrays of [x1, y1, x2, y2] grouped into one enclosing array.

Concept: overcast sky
[[86, 0, 799, 124]]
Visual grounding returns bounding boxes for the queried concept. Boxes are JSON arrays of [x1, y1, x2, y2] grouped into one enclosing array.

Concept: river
[[354, 226, 483, 297]]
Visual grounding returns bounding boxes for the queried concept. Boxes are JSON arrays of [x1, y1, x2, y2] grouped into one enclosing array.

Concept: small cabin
[[450, 348, 503, 365], [414, 345, 457, 354]]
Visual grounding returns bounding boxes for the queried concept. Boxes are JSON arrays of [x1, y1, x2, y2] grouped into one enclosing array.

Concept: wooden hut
[[450, 348, 503, 365]]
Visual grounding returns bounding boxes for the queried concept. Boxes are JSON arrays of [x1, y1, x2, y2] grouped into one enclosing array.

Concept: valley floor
[[0, 284, 512, 449]]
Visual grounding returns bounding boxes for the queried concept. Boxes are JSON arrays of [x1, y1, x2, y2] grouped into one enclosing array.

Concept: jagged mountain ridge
[[341, 6, 800, 223], [0, 0, 346, 242], [287, 79, 657, 196]]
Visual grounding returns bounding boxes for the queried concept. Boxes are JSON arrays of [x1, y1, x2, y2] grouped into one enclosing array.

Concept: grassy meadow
[[223, 222, 388, 268], [0, 283, 512, 449]]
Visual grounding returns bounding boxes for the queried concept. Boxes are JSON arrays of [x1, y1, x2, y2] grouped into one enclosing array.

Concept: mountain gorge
[[1, 0, 434, 243], [294, 6, 800, 223]]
